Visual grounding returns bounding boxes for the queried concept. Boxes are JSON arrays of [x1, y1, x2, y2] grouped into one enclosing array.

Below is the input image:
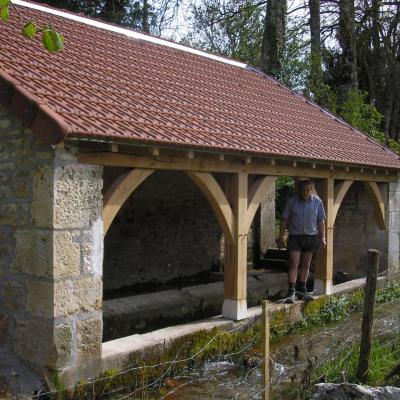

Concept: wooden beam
[[363, 182, 386, 230], [332, 180, 354, 225], [223, 172, 248, 319], [246, 176, 276, 234], [315, 177, 334, 295], [77, 151, 396, 182], [186, 172, 235, 244], [103, 168, 155, 234]]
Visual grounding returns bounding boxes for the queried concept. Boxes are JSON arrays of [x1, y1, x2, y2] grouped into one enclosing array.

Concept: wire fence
[[31, 273, 400, 400]]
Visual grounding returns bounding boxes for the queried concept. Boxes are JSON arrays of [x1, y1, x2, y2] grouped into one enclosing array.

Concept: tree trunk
[[337, 0, 358, 105], [309, 0, 325, 106], [142, 0, 150, 33], [260, 0, 287, 79]]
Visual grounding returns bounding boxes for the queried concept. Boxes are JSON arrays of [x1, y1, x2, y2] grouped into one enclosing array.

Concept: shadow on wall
[[102, 169, 224, 298]]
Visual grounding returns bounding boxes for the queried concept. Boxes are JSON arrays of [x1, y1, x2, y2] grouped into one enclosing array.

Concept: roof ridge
[[13, 0, 248, 69]]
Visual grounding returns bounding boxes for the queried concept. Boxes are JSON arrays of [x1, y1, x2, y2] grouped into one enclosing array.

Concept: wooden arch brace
[[332, 180, 354, 225], [103, 168, 155, 234], [363, 181, 386, 230], [331, 180, 386, 230], [185, 171, 235, 244], [186, 172, 277, 245], [246, 176, 276, 233]]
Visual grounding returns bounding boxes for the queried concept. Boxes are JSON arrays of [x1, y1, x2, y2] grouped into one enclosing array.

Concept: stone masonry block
[[0, 279, 26, 312], [76, 317, 102, 359], [13, 318, 72, 368], [389, 211, 400, 233], [388, 232, 400, 270], [31, 164, 54, 228], [81, 219, 103, 277], [389, 191, 400, 212], [0, 203, 17, 226], [26, 277, 102, 318], [0, 314, 9, 344], [389, 181, 400, 193], [26, 280, 54, 317], [54, 277, 102, 317], [54, 323, 73, 368], [54, 231, 81, 277], [54, 164, 103, 229], [11, 230, 52, 277]]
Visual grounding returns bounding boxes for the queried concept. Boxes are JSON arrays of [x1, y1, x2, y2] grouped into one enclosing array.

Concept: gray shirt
[[281, 194, 326, 235]]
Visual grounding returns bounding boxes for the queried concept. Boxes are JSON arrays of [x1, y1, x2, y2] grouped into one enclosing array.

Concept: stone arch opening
[[333, 181, 388, 281]]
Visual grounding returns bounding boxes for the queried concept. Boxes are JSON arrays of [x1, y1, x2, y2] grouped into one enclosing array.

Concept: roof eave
[[0, 71, 68, 145]]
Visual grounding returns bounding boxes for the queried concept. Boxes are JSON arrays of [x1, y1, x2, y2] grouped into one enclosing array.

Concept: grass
[[311, 335, 400, 386]]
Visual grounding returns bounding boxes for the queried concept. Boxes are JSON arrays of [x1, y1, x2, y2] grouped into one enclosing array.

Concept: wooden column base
[[222, 299, 247, 320], [313, 278, 333, 295]]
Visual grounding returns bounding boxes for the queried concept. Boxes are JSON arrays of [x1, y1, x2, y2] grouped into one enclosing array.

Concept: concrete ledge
[[102, 317, 233, 371], [103, 270, 288, 341]]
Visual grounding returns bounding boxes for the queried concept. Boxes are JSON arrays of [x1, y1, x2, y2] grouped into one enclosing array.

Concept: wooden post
[[314, 177, 334, 295], [222, 172, 248, 320], [357, 249, 380, 383], [262, 300, 270, 400]]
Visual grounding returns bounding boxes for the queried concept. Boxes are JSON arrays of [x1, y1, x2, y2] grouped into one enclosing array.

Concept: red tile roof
[[1, 1, 400, 169]]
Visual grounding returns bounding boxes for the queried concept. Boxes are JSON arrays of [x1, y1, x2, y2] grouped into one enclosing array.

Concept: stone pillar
[[388, 180, 400, 272], [0, 107, 103, 384]]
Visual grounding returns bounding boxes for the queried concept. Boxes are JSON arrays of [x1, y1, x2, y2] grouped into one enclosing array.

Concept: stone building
[[1, 0, 400, 385]]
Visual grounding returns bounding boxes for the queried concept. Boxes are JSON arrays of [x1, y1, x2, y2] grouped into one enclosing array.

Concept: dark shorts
[[287, 234, 320, 252]]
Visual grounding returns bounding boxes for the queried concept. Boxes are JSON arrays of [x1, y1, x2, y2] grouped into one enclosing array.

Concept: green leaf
[[0, 0, 8, 7], [23, 22, 37, 38], [1, 4, 9, 22], [42, 28, 64, 52]]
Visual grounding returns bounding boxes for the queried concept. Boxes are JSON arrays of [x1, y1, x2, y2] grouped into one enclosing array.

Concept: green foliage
[[275, 176, 294, 218], [42, 28, 64, 52], [188, 0, 264, 65], [340, 90, 384, 140], [0, 0, 9, 22], [312, 335, 400, 386], [22, 22, 37, 39], [338, 89, 400, 155]]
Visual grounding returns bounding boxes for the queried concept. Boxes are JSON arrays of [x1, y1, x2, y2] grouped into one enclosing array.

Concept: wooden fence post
[[357, 249, 380, 383], [262, 300, 270, 400]]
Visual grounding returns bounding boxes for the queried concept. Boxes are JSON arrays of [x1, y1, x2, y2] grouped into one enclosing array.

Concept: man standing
[[276, 179, 326, 303]]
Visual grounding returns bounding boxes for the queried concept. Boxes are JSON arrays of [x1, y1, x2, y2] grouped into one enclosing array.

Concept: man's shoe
[[296, 290, 314, 302], [284, 290, 296, 304]]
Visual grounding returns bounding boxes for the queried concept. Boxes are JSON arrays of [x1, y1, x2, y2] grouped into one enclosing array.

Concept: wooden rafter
[[363, 181, 386, 230], [185, 171, 235, 245], [103, 168, 155, 234]]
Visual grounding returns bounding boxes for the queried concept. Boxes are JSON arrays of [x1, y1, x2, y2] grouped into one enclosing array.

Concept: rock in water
[[310, 383, 400, 399]]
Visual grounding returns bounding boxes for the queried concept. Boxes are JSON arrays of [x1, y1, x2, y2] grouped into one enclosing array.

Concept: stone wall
[[333, 181, 388, 277], [388, 180, 400, 271], [0, 107, 103, 380], [103, 169, 276, 294]]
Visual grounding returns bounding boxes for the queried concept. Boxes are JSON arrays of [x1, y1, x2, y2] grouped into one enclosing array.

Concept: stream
[[160, 300, 400, 399]]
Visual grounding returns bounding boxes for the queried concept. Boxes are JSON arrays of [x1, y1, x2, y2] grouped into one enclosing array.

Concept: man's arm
[[276, 218, 288, 248]]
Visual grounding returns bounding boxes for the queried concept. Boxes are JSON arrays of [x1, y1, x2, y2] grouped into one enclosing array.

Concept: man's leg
[[287, 251, 301, 303], [298, 251, 314, 300]]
